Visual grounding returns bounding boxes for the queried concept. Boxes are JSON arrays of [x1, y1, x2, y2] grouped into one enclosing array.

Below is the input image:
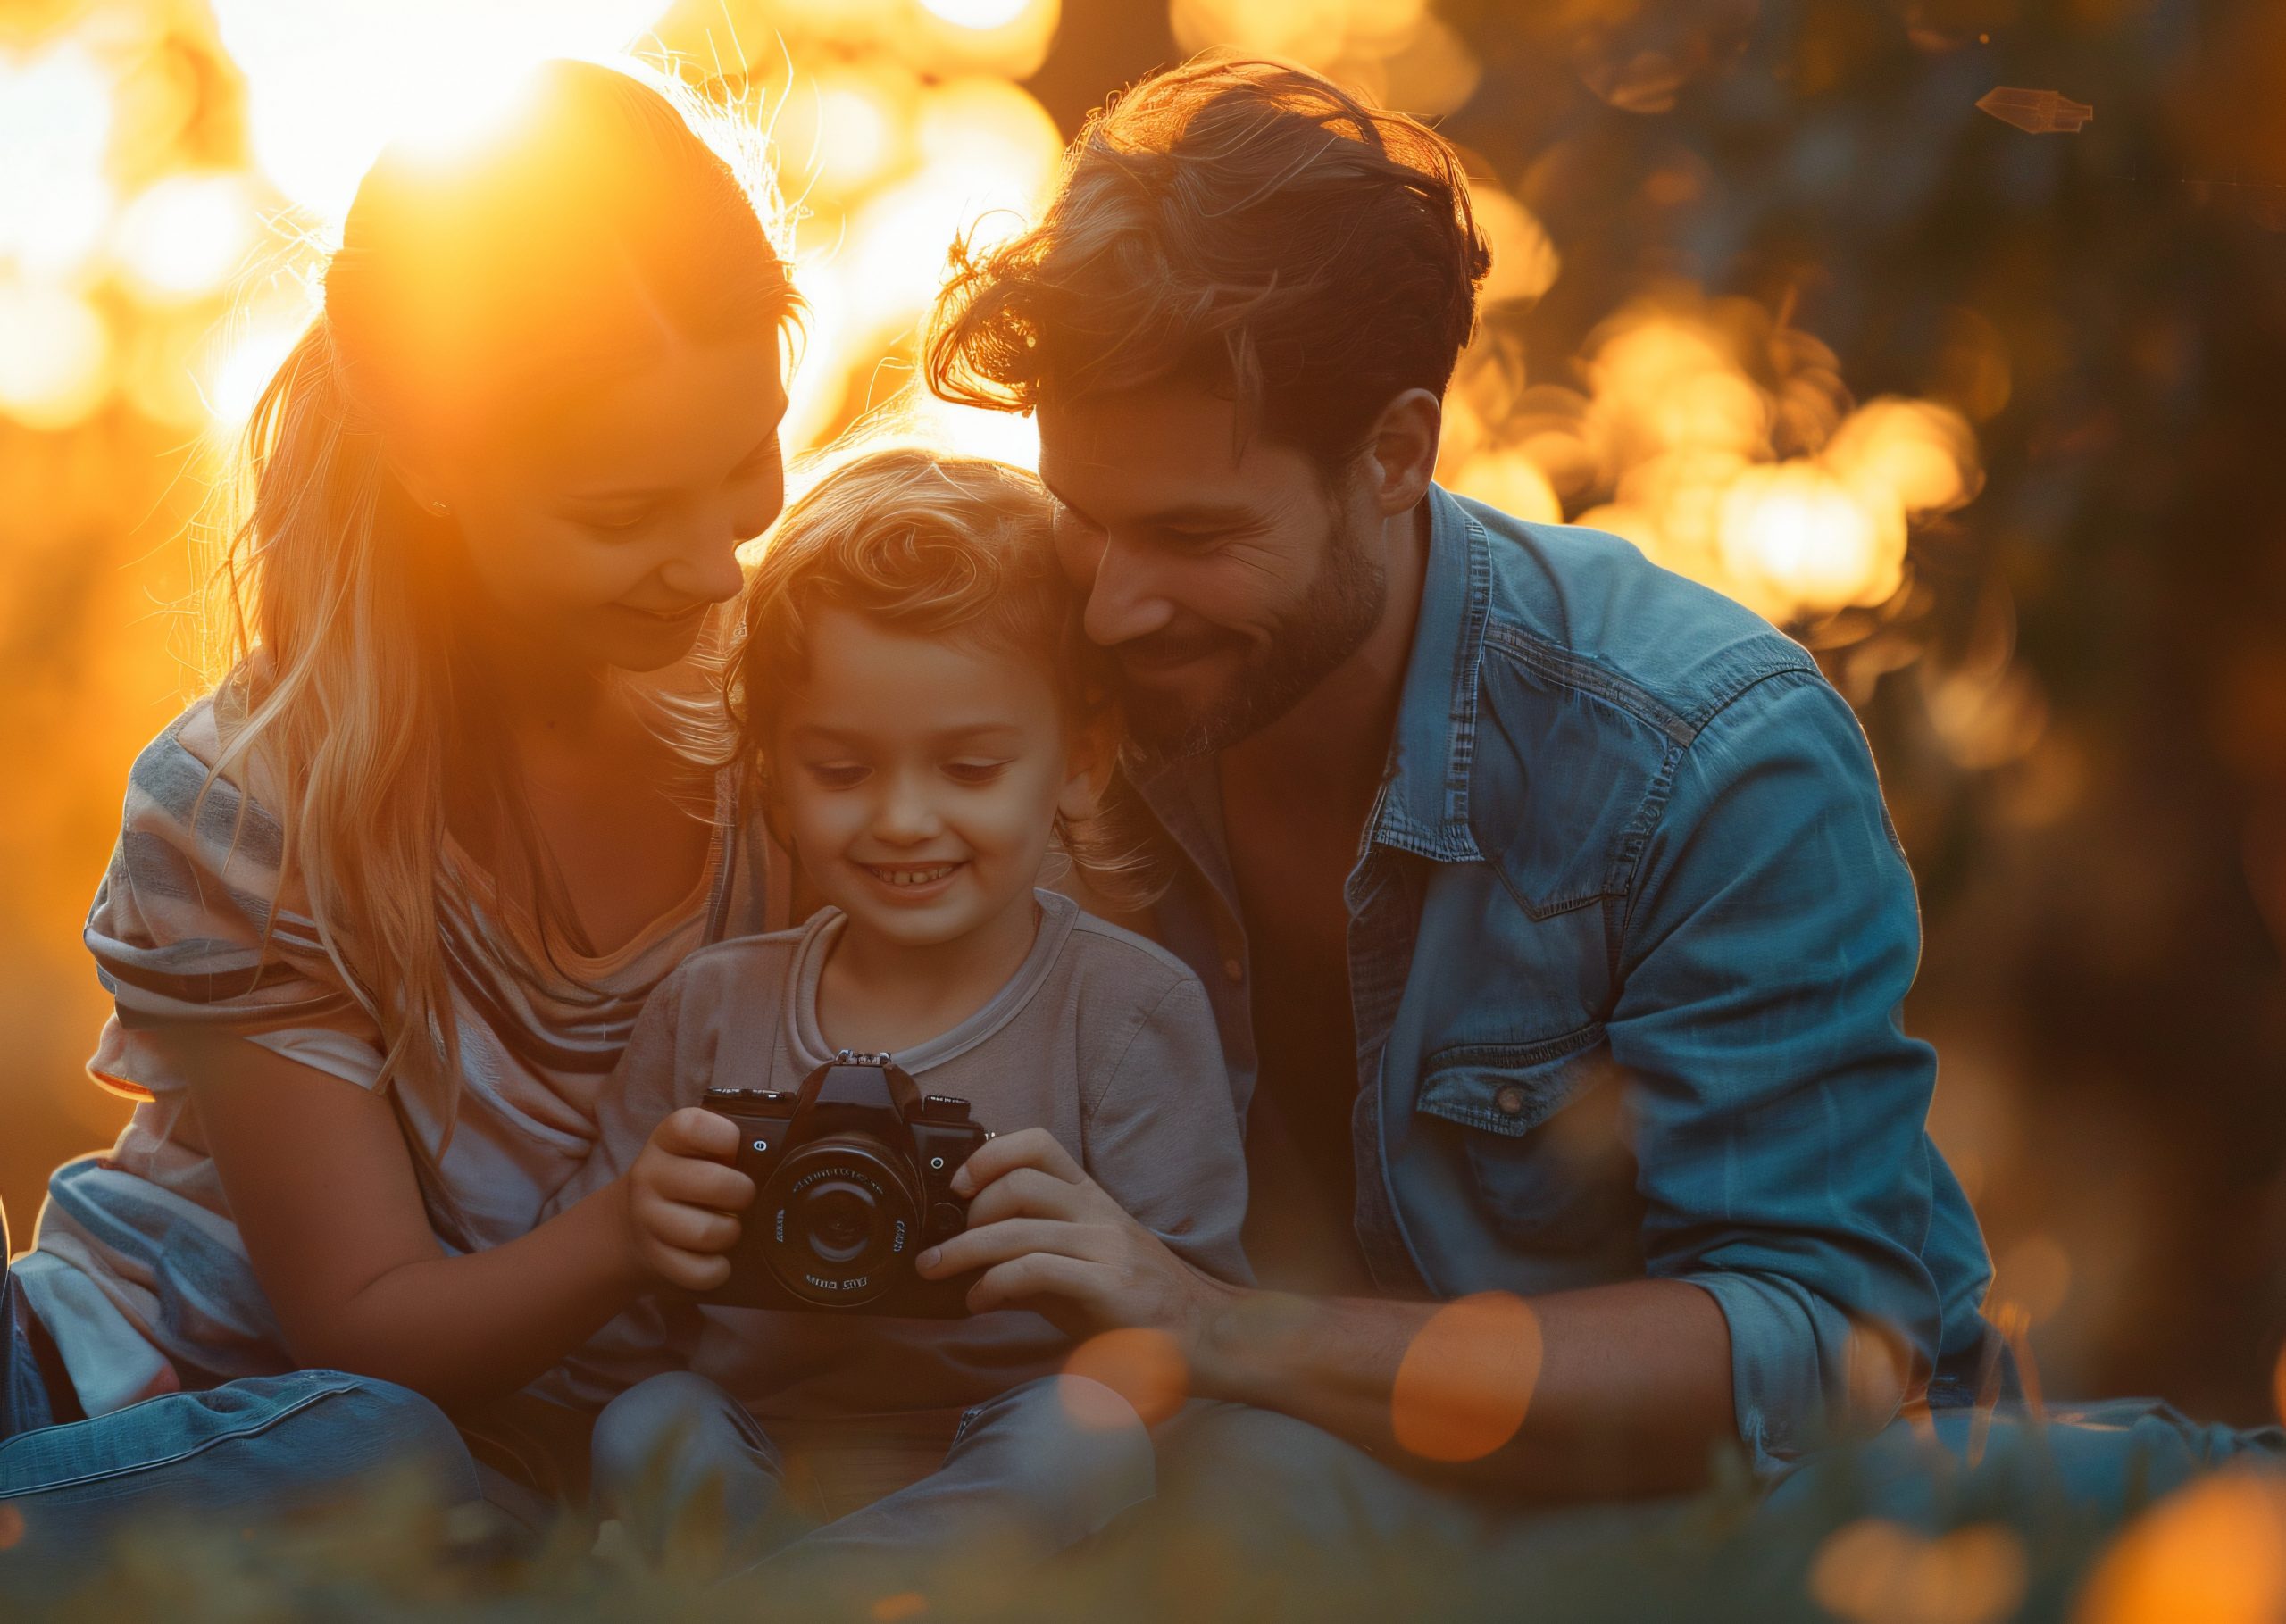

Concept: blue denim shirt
[[1133, 485, 2000, 1470]]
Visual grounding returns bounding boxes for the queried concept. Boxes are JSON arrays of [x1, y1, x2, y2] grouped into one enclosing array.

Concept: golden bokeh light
[[919, 0, 1033, 28], [110, 172, 260, 304], [1389, 1291, 1542, 1463], [0, 283, 114, 432], [1062, 1328, 1190, 1427], [1991, 1233, 2073, 1327], [1471, 185, 1562, 309], [1168, 0, 1480, 118], [1718, 462, 1900, 620], [1445, 293, 1982, 628], [0, 37, 116, 280], [1809, 1519, 2028, 1624], [2075, 1469, 2286, 1624], [777, 65, 912, 200]]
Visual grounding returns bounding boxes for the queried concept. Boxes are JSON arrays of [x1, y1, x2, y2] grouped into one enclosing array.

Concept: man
[[913, 54, 2000, 1510]]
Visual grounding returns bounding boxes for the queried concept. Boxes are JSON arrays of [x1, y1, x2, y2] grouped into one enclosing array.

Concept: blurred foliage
[[0, 1437, 2207, 1624]]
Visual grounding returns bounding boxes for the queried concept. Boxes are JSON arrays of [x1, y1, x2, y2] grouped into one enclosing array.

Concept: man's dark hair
[[925, 54, 1492, 468]]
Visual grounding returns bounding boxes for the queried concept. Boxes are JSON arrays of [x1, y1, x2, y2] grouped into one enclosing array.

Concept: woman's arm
[[181, 1031, 749, 1411]]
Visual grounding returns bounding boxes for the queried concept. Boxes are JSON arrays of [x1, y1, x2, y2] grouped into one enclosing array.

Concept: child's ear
[[1057, 710, 1118, 821], [752, 763, 795, 854]]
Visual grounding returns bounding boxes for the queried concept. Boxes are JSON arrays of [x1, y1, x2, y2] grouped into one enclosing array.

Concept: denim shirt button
[[1221, 957, 1245, 983], [1494, 1084, 1527, 1117]]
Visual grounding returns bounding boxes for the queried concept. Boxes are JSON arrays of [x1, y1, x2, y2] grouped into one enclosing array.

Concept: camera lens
[[758, 1133, 927, 1306], [798, 1181, 875, 1265]]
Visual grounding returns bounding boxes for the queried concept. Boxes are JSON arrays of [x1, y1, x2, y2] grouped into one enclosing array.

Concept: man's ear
[[1365, 387, 1444, 518]]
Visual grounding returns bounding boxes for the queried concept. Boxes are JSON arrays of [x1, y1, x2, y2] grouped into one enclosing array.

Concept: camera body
[[702, 1051, 989, 1317]]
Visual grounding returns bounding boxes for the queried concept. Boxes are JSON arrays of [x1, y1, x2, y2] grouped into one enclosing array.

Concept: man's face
[[1036, 379, 1387, 761]]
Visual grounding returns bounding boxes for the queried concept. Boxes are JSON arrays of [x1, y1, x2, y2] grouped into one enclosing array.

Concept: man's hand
[[622, 1106, 755, 1292], [915, 1128, 1240, 1353]]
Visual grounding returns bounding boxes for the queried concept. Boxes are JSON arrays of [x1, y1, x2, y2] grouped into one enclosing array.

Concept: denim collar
[[1130, 483, 1489, 870], [1364, 483, 1488, 864]]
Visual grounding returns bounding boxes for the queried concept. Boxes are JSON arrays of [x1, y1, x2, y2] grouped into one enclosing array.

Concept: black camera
[[702, 1052, 990, 1316]]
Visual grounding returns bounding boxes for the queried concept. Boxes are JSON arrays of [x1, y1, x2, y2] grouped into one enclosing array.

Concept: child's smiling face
[[775, 606, 1095, 953]]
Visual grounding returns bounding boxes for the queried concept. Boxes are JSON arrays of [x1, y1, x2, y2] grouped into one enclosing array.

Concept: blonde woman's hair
[[730, 444, 1155, 904], [207, 59, 800, 1147]]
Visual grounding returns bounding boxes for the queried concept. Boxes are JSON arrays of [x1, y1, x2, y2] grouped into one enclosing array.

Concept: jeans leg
[[1766, 1398, 2286, 1527], [757, 1375, 1153, 1587], [0, 1371, 480, 1571], [588, 1371, 801, 1574], [1141, 1401, 1490, 1550], [1, 1257, 59, 1440]]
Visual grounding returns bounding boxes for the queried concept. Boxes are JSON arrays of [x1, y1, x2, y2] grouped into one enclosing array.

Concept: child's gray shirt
[[543, 888, 1250, 1416]]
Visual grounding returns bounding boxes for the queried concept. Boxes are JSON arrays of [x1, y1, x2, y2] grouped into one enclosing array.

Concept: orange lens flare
[[1809, 1519, 2028, 1624], [1062, 1328, 1189, 1427], [2075, 1470, 2286, 1624], [1389, 1291, 1541, 1463]]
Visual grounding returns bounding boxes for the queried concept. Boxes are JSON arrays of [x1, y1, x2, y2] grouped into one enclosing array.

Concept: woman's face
[[416, 335, 788, 674]]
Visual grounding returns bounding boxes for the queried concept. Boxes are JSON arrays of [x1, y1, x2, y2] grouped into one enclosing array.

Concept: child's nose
[[872, 773, 945, 842]]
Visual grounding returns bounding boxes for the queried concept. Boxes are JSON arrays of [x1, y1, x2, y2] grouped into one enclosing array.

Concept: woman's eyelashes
[[571, 453, 776, 538], [577, 507, 654, 537]]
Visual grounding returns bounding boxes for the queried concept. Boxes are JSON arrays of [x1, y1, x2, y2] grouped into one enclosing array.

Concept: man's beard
[[1118, 514, 1389, 765]]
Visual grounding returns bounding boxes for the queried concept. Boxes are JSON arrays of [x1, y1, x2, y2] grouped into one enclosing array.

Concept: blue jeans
[[1, 1242, 479, 1576], [1132, 1396, 2286, 1557], [588, 1370, 1155, 1582]]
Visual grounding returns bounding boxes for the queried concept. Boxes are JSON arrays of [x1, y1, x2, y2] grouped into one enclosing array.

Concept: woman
[[0, 58, 797, 1555]]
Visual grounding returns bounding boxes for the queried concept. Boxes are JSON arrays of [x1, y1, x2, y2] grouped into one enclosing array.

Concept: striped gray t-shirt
[[542, 889, 1251, 1417], [20, 696, 781, 1417]]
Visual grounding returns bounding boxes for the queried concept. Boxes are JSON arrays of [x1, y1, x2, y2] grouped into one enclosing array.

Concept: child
[[550, 446, 1250, 1576]]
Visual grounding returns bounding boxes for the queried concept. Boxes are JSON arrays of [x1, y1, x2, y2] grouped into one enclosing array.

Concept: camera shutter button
[[930, 1202, 965, 1237]]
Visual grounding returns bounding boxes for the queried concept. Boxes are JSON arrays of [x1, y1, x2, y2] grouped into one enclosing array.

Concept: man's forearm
[[1190, 1278, 1736, 1499]]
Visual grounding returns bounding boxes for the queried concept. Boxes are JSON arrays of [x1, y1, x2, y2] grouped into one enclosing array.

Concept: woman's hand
[[623, 1106, 755, 1291], [914, 1128, 1240, 1353]]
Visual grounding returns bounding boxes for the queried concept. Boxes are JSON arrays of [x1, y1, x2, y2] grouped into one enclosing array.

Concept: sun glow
[[210, 0, 670, 220], [0, 0, 1983, 646]]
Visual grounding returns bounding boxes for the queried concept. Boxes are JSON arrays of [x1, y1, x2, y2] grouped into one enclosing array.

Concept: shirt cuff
[[1681, 1269, 1865, 1476]]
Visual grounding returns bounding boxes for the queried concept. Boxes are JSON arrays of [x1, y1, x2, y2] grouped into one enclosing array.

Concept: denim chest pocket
[[1415, 1024, 1641, 1251]]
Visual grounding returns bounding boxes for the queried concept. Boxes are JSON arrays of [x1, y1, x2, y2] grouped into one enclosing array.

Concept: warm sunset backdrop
[[5, 0, 2284, 1430]]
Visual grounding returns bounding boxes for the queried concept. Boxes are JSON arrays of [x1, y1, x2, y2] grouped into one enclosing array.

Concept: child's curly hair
[[729, 444, 1156, 906]]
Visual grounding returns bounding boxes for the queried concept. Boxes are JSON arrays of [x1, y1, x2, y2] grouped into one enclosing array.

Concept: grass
[[3, 1415, 2232, 1624]]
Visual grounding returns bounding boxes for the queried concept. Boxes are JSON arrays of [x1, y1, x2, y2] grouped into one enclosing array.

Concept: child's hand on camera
[[622, 1106, 755, 1291]]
